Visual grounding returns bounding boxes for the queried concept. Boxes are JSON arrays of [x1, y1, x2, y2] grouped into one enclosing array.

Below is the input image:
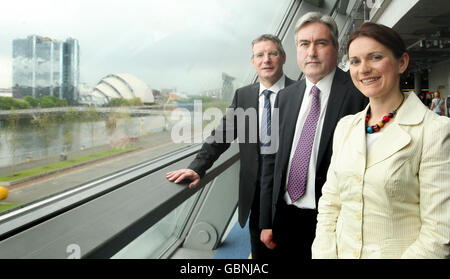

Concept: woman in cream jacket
[[311, 22, 450, 258]]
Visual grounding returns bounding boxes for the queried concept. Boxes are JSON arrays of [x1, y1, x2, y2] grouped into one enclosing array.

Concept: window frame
[[0, 143, 238, 258], [0, 0, 306, 259]]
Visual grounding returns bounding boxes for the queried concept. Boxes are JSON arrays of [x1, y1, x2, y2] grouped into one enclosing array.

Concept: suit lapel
[[289, 80, 306, 120], [343, 112, 368, 176], [366, 92, 423, 168], [250, 82, 259, 110], [316, 69, 349, 167], [280, 80, 306, 170], [351, 112, 368, 158], [247, 83, 260, 153], [366, 124, 410, 168], [285, 76, 296, 87]]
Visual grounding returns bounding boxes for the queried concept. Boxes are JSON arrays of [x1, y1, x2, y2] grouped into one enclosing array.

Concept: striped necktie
[[260, 89, 273, 147]]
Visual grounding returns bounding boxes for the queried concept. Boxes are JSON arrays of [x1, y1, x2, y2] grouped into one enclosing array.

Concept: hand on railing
[[165, 168, 200, 189]]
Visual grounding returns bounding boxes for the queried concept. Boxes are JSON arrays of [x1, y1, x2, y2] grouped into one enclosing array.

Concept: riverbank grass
[[0, 202, 22, 214], [0, 146, 138, 182]]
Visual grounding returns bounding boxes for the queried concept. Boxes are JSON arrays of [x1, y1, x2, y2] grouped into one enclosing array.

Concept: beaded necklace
[[365, 94, 405, 134]]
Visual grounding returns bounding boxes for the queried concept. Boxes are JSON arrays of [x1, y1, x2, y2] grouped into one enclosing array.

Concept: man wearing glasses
[[166, 34, 295, 260]]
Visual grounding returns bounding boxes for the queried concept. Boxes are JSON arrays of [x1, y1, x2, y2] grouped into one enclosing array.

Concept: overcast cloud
[[0, 0, 290, 94]]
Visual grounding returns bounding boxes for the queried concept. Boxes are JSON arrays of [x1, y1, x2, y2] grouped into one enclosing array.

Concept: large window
[[0, 1, 292, 216]]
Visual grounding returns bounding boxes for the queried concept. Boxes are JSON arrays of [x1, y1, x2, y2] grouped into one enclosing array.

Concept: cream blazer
[[312, 92, 450, 259]]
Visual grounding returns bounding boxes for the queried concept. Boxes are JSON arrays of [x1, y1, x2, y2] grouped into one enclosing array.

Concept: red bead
[[383, 115, 390, 122]]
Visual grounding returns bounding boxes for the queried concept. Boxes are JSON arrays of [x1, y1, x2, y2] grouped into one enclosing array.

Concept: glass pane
[[0, 0, 292, 215], [112, 191, 200, 259]]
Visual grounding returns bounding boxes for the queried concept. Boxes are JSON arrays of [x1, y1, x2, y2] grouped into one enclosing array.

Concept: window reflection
[[0, 0, 291, 215], [112, 191, 200, 259]]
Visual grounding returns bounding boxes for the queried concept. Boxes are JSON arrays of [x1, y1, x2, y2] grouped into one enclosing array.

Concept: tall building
[[221, 72, 235, 101], [12, 35, 79, 104], [63, 38, 80, 103]]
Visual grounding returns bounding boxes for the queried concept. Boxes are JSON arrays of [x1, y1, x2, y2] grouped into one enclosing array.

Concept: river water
[[0, 114, 167, 168]]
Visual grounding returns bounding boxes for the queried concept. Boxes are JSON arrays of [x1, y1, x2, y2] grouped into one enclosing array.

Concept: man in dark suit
[[259, 12, 368, 258], [166, 34, 295, 259]]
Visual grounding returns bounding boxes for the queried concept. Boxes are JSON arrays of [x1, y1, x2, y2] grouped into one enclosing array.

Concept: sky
[[0, 0, 291, 95]]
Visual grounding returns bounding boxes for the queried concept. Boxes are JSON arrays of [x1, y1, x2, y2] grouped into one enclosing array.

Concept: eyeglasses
[[252, 50, 280, 61]]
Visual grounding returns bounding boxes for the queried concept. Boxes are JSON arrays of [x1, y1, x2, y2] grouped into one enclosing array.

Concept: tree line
[[0, 96, 68, 110], [0, 96, 143, 110]]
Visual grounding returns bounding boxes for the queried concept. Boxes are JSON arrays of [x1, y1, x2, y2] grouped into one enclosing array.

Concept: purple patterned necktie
[[287, 85, 321, 202]]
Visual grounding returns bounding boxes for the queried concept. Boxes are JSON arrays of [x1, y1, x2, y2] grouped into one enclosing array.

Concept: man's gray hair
[[251, 34, 286, 57], [294, 12, 339, 47]]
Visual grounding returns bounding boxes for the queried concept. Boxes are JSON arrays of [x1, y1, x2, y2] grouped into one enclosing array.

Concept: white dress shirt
[[258, 75, 286, 139], [284, 69, 336, 209]]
